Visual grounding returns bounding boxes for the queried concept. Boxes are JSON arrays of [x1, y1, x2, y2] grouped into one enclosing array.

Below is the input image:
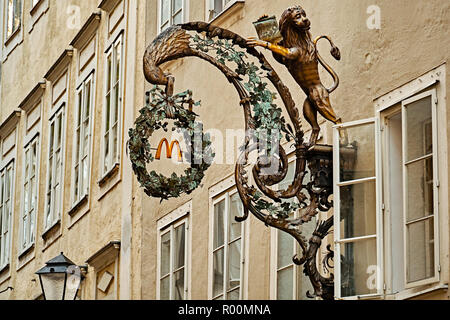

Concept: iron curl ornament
[[130, 5, 344, 300]]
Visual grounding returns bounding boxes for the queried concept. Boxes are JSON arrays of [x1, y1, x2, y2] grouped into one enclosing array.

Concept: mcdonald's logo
[[155, 138, 183, 162]]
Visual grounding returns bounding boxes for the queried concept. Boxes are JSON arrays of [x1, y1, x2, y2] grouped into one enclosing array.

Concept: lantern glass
[[65, 266, 82, 300], [39, 273, 66, 300]]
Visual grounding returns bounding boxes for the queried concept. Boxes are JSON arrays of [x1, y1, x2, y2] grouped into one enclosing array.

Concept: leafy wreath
[[128, 86, 214, 200]]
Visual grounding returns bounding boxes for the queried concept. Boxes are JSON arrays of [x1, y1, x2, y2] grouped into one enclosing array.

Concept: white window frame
[[156, 202, 191, 300], [0, 161, 14, 270], [333, 117, 383, 300], [44, 105, 65, 230], [102, 34, 123, 177], [209, 188, 247, 300], [158, 0, 185, 33], [72, 73, 94, 206], [401, 89, 440, 288], [20, 135, 39, 251]]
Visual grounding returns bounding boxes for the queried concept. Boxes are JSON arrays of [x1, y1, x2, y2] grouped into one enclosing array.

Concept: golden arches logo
[[155, 138, 183, 162]]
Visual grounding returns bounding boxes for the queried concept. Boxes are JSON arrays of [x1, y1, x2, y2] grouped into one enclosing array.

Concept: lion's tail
[[314, 35, 340, 94]]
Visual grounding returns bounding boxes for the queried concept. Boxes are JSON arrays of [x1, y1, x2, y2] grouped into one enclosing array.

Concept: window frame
[[156, 203, 191, 300], [209, 188, 247, 300], [19, 135, 39, 252], [158, 0, 185, 33], [333, 117, 384, 300], [101, 33, 123, 178], [401, 89, 440, 288], [72, 73, 94, 207], [0, 160, 14, 270], [44, 104, 65, 231]]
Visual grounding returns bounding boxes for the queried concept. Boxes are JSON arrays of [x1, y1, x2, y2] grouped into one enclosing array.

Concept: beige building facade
[[0, 0, 449, 300]]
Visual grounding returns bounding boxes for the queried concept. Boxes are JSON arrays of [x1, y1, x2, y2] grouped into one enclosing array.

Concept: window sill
[[29, 0, 49, 33], [393, 283, 448, 300], [0, 264, 9, 275], [30, 0, 45, 15], [208, 0, 245, 24], [4, 27, 20, 46], [18, 243, 35, 260], [41, 220, 61, 240], [68, 194, 89, 216], [98, 163, 120, 187]]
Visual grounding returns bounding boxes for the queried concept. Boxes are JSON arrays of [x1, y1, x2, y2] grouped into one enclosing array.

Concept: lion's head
[[278, 5, 314, 54], [280, 6, 311, 33]]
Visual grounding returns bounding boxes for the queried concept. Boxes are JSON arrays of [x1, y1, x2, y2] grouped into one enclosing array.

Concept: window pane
[[212, 0, 223, 18], [227, 287, 239, 300], [161, 0, 170, 25], [339, 180, 377, 239], [49, 122, 54, 154], [14, 0, 21, 30], [277, 230, 293, 268], [173, 269, 185, 300], [107, 54, 112, 91], [160, 276, 170, 300], [340, 239, 377, 297], [407, 217, 435, 283], [406, 158, 433, 222], [172, 11, 182, 25], [103, 133, 110, 172], [56, 114, 62, 148], [229, 193, 242, 241], [212, 248, 224, 297], [85, 82, 91, 119], [173, 224, 185, 270], [339, 122, 375, 182], [160, 231, 170, 277], [115, 44, 121, 83], [112, 124, 118, 163], [227, 239, 241, 290], [213, 200, 225, 249], [173, 0, 182, 12], [277, 267, 293, 300], [405, 95, 432, 162]]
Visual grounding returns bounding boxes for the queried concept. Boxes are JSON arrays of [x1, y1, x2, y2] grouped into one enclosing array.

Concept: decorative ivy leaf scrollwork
[[128, 86, 214, 201]]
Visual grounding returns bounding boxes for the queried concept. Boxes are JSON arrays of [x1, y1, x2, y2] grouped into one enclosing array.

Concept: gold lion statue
[[248, 5, 342, 146]]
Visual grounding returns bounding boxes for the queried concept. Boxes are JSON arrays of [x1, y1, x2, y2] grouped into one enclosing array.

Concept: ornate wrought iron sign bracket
[[130, 5, 345, 300]]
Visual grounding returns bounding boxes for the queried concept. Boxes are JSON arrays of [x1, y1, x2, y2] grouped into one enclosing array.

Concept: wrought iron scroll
[[139, 22, 336, 299]]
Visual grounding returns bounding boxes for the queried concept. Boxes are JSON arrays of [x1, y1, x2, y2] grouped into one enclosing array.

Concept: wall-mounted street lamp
[[35, 252, 87, 300]]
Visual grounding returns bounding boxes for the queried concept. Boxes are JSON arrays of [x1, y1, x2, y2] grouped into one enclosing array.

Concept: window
[[21, 137, 38, 250], [103, 36, 123, 175], [159, 0, 183, 32], [383, 89, 439, 291], [211, 190, 245, 300], [5, 0, 21, 39], [333, 78, 443, 299], [208, 0, 233, 20], [272, 161, 314, 300], [0, 162, 13, 269], [45, 107, 65, 229], [158, 217, 189, 300], [333, 118, 382, 299], [73, 75, 93, 204]]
